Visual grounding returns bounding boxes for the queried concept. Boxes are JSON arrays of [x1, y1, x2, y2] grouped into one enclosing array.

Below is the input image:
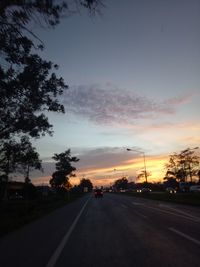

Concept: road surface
[[0, 193, 200, 267]]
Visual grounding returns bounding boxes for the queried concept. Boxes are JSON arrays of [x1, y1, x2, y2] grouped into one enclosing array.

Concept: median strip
[[46, 198, 90, 267]]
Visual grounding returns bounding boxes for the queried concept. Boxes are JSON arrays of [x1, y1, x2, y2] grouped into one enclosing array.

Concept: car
[[190, 185, 200, 193], [136, 189, 142, 193], [9, 193, 24, 200], [94, 189, 103, 198], [119, 189, 126, 193], [166, 187, 177, 194]]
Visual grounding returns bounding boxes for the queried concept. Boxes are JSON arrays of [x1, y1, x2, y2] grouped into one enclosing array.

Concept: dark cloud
[[62, 84, 192, 125], [75, 146, 140, 171], [30, 147, 139, 181], [163, 92, 194, 105], [29, 146, 150, 185]]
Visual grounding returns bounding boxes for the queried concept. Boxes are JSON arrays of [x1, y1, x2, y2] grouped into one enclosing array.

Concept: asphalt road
[[0, 193, 200, 267]]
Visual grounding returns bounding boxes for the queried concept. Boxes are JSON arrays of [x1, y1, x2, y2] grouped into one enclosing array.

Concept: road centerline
[[46, 198, 90, 267]]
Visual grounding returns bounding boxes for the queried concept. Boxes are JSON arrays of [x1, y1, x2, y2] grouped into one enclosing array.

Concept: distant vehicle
[[9, 193, 23, 200], [94, 189, 103, 198], [137, 189, 142, 193], [119, 189, 126, 193], [190, 185, 200, 193], [137, 188, 151, 193], [166, 187, 177, 194]]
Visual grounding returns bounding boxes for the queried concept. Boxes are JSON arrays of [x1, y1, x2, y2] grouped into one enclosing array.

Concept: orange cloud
[[32, 149, 198, 187], [75, 154, 169, 186]]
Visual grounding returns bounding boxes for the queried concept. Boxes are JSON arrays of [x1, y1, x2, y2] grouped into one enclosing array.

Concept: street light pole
[[127, 148, 148, 183], [142, 152, 147, 183]]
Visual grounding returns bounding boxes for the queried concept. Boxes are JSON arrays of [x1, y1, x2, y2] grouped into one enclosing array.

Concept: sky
[[29, 0, 200, 186]]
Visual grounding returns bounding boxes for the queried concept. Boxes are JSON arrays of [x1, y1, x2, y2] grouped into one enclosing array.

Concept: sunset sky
[[30, 0, 200, 186]]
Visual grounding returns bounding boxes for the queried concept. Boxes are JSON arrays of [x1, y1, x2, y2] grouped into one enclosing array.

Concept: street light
[[126, 148, 148, 183]]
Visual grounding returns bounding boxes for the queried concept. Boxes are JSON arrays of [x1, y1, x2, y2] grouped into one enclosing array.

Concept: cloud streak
[[62, 84, 193, 125]]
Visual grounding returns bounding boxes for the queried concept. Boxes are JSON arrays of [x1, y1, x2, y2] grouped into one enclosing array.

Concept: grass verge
[[0, 193, 83, 237]]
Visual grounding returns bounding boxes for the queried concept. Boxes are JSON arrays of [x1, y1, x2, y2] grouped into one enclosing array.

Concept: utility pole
[[127, 148, 148, 183]]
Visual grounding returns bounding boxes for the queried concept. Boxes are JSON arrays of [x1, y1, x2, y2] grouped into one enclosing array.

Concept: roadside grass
[[0, 193, 83, 237], [121, 192, 200, 206]]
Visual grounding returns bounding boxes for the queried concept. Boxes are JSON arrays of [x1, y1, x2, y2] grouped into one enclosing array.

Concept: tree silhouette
[[0, 0, 103, 140], [0, 140, 21, 180], [114, 177, 128, 191], [17, 136, 42, 182], [79, 178, 93, 192], [165, 149, 199, 183], [50, 149, 79, 190], [0, 139, 21, 199]]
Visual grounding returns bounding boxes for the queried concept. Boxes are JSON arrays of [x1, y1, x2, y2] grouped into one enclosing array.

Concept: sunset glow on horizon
[[29, 0, 199, 187], [32, 150, 200, 187]]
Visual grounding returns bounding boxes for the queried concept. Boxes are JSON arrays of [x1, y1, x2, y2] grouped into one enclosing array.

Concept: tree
[[0, 139, 20, 180], [0, 0, 103, 199], [0, 136, 42, 199], [0, 136, 42, 180], [165, 154, 178, 175], [79, 178, 93, 192], [49, 149, 79, 190], [17, 136, 42, 182], [0, 139, 21, 199], [165, 148, 199, 183], [176, 168, 187, 182], [178, 148, 199, 182], [0, 0, 103, 140], [114, 177, 128, 191]]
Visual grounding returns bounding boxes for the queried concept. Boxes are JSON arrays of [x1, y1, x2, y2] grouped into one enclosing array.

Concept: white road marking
[[132, 202, 144, 206], [122, 203, 147, 218], [131, 200, 200, 222], [158, 204, 200, 221], [147, 205, 200, 223], [169, 227, 200, 246], [46, 198, 90, 267], [134, 210, 147, 219]]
